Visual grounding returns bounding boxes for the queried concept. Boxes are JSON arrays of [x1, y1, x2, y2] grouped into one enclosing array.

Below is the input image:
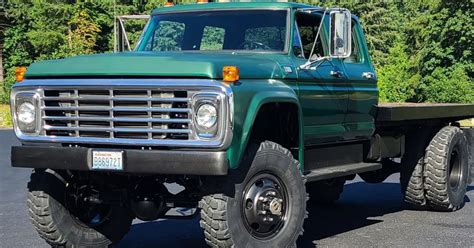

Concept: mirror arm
[[299, 8, 328, 71], [307, 8, 327, 64], [299, 56, 330, 70]]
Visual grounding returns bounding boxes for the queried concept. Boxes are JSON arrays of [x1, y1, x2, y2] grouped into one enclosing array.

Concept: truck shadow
[[298, 182, 403, 247], [118, 182, 473, 248]]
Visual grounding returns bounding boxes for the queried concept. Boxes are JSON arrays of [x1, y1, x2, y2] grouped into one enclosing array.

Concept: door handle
[[330, 70, 344, 78], [362, 72, 375, 79]]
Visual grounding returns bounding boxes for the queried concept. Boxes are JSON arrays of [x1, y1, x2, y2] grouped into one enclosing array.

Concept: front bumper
[[11, 146, 228, 175]]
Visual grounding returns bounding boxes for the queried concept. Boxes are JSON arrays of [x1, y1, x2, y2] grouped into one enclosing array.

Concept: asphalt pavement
[[0, 129, 473, 248]]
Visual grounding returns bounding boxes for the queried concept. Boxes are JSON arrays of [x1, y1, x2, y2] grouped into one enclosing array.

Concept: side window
[[244, 27, 286, 51], [201, 26, 225, 50], [292, 23, 304, 58], [149, 21, 185, 51], [296, 14, 325, 59], [344, 21, 362, 63]]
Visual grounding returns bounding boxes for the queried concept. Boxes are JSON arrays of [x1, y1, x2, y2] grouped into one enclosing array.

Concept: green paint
[[25, 52, 286, 80], [227, 79, 303, 168], [23, 3, 378, 172]]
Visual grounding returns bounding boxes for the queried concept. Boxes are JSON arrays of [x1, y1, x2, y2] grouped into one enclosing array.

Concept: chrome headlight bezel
[[11, 91, 40, 135], [192, 93, 224, 139]]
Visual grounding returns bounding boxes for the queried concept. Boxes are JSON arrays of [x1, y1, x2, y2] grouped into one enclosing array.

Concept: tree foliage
[[1, 0, 473, 104]]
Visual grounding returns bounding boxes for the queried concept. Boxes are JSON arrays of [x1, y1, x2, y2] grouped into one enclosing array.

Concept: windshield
[[137, 9, 288, 52]]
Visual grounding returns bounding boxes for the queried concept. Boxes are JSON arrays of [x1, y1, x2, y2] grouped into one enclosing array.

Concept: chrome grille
[[12, 79, 232, 148], [41, 88, 191, 140]]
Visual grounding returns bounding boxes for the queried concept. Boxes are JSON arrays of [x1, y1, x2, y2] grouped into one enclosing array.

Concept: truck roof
[[152, 2, 315, 14]]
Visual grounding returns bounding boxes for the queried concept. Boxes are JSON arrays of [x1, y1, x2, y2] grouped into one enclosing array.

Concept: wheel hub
[[448, 147, 462, 191], [242, 174, 288, 239]]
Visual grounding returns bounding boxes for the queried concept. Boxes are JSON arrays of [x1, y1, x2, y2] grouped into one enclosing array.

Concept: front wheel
[[27, 169, 133, 247], [199, 141, 307, 247]]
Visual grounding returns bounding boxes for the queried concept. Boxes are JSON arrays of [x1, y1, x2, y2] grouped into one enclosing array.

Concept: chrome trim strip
[[42, 126, 192, 134], [42, 116, 191, 123], [12, 79, 233, 149], [41, 106, 191, 113], [43, 96, 191, 102]]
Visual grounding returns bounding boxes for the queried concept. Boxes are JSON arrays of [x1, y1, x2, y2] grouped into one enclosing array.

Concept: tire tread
[[198, 141, 306, 248], [424, 126, 464, 211]]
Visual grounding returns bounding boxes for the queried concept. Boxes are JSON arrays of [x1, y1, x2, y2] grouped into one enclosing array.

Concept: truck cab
[[10, 2, 473, 247]]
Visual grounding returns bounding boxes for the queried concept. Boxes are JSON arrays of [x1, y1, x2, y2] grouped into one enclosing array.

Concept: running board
[[304, 162, 382, 182]]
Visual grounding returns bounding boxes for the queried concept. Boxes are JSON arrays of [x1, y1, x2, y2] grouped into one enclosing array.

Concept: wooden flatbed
[[376, 103, 474, 122]]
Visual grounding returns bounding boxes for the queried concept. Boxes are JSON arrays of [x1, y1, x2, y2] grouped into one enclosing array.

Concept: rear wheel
[[199, 141, 307, 247], [400, 128, 434, 208], [27, 169, 133, 247], [424, 126, 469, 211]]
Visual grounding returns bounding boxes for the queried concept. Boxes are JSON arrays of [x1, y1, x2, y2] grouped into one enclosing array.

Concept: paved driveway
[[0, 130, 473, 248]]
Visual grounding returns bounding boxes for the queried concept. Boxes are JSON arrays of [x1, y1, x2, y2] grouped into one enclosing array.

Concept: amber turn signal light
[[223, 66, 240, 82], [15, 66, 27, 82]]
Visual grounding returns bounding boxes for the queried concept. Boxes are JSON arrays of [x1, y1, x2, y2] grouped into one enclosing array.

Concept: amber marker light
[[223, 66, 240, 83], [196, 0, 208, 3], [15, 66, 27, 82], [164, 0, 174, 7]]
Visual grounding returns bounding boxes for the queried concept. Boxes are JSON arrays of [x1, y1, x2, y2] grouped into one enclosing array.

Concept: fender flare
[[226, 90, 304, 170]]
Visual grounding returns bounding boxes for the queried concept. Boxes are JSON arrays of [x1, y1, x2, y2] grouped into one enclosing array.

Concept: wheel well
[[248, 102, 299, 158]]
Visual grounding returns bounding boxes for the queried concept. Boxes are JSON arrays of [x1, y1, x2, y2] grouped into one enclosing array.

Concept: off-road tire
[[424, 126, 469, 211], [27, 169, 133, 247], [199, 141, 307, 247], [400, 128, 434, 208], [306, 177, 345, 204]]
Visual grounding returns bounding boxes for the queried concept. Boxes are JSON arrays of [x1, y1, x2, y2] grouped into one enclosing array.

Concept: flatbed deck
[[376, 103, 474, 122]]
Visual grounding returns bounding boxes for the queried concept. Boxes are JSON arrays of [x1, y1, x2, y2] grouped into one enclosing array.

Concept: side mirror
[[329, 9, 352, 58]]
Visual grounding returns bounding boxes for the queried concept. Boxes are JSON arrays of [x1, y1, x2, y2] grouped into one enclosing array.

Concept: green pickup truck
[[10, 2, 474, 247]]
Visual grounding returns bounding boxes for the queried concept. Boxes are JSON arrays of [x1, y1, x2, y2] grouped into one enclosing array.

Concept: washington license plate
[[92, 151, 123, 170]]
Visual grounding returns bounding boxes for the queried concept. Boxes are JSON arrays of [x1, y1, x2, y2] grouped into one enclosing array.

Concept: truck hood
[[25, 52, 287, 80]]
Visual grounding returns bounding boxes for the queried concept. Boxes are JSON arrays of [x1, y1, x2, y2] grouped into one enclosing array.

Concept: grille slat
[[43, 126, 191, 134], [42, 116, 191, 123], [42, 88, 191, 141], [42, 106, 191, 113], [43, 96, 190, 102]]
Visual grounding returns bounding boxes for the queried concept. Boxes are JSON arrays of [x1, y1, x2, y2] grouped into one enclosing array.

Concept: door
[[341, 20, 378, 140], [292, 12, 348, 145]]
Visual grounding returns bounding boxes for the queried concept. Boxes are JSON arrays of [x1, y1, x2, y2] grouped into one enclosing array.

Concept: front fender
[[226, 79, 303, 169]]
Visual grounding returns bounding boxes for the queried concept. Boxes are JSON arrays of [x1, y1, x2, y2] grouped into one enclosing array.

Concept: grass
[[0, 104, 12, 128]]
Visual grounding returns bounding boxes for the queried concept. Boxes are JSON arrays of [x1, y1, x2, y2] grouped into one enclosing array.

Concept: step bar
[[305, 162, 382, 182]]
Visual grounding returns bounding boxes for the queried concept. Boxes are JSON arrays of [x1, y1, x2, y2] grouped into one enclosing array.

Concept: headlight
[[13, 92, 38, 134], [196, 104, 217, 129], [18, 102, 36, 125]]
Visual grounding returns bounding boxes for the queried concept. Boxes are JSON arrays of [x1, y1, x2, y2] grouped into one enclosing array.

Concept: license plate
[[92, 151, 123, 170]]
